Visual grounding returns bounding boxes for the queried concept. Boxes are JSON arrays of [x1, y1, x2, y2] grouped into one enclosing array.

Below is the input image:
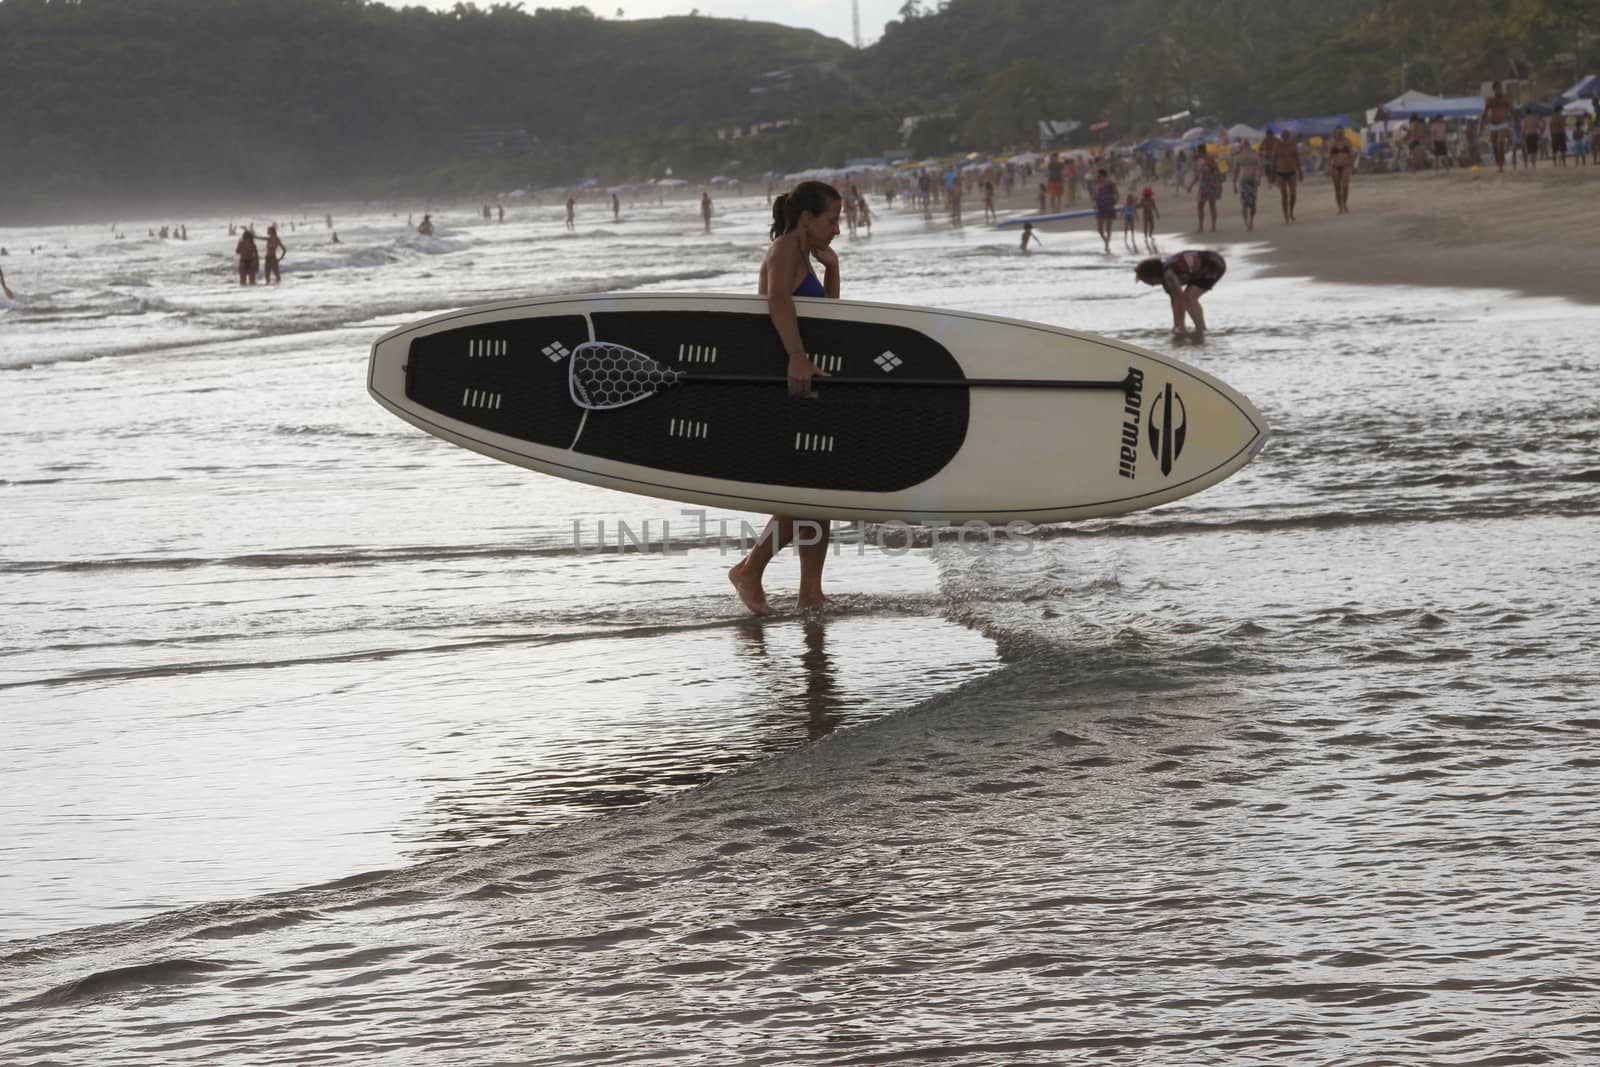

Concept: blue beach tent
[[1271, 114, 1356, 137]]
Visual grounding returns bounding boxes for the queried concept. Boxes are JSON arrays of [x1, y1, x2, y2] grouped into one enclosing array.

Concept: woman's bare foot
[[796, 591, 834, 611], [729, 561, 774, 616]]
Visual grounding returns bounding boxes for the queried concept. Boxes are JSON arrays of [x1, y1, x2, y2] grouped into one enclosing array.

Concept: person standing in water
[[701, 191, 714, 233], [234, 227, 259, 285], [612, 193, 620, 221], [565, 198, 576, 231], [263, 224, 287, 284], [417, 213, 434, 236], [728, 181, 842, 616]]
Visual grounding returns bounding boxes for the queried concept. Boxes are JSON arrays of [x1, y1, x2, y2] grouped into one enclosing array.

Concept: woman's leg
[[795, 520, 831, 608], [1185, 286, 1207, 335], [730, 517, 831, 614]]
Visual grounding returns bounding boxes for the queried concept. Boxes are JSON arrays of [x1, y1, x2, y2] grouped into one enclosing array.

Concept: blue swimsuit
[[793, 267, 826, 297]]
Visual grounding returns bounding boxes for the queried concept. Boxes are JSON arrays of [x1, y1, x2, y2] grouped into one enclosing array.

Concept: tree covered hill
[[0, 0, 854, 214], [862, 0, 1599, 146], [2, 0, 1596, 217]]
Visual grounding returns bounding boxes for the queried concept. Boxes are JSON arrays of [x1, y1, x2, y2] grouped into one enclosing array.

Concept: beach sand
[[1168, 166, 1600, 305], [1011, 165, 1599, 305]]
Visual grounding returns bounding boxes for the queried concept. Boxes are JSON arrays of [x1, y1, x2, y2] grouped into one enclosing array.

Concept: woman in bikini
[[728, 181, 843, 616], [1328, 126, 1355, 215], [234, 227, 259, 285], [263, 224, 287, 284]]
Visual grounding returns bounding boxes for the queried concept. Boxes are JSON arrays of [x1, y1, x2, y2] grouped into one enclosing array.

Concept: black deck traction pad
[[405, 314, 589, 448], [406, 308, 970, 493]]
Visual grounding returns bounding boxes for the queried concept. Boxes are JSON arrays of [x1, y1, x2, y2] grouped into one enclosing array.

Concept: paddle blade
[[569, 341, 681, 411]]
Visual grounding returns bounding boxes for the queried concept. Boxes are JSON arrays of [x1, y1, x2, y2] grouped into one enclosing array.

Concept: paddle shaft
[[675, 371, 1136, 392]]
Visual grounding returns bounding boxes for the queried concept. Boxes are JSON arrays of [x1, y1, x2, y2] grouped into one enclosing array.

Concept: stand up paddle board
[[996, 209, 1097, 228], [368, 293, 1268, 524]]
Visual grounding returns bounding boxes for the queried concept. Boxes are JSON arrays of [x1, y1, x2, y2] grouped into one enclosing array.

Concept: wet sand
[[1166, 166, 1600, 305]]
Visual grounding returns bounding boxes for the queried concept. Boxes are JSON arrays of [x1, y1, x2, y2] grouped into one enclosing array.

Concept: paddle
[[568, 341, 1136, 411]]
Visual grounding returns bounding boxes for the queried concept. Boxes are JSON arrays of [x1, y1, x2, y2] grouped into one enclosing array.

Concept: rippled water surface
[[2, 193, 1597, 1064]]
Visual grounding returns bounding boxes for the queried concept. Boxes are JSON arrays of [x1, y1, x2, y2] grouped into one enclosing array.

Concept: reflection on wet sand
[[400, 613, 951, 862], [736, 617, 842, 742]]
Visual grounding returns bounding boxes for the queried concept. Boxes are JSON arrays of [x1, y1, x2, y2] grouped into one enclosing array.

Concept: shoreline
[[998, 165, 1600, 306], [1157, 167, 1598, 306]]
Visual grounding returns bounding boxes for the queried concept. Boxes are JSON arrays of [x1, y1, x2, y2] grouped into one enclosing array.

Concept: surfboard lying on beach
[[367, 292, 1269, 524], [995, 209, 1098, 228]]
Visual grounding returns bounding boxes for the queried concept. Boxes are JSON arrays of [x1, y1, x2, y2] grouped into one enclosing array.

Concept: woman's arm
[[815, 246, 840, 298], [765, 241, 823, 396]]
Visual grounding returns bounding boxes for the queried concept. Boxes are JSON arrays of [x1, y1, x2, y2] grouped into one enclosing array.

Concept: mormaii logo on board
[[1147, 382, 1187, 476], [1115, 367, 1145, 479]]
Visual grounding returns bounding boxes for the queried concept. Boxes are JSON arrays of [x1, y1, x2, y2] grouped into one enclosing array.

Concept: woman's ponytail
[[769, 180, 841, 239], [769, 194, 790, 240]]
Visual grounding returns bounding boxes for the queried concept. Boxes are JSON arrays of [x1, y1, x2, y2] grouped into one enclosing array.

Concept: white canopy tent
[[1373, 90, 1484, 120]]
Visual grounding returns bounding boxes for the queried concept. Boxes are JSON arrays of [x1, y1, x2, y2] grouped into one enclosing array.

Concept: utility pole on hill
[[852, 0, 862, 48]]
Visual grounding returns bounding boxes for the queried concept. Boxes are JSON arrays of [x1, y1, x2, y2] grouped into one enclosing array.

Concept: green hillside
[[1, 0, 1594, 217]]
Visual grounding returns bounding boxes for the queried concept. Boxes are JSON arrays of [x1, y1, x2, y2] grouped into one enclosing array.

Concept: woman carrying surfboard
[[728, 181, 842, 616]]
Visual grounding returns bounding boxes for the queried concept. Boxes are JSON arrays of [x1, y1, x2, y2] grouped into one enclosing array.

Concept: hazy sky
[[386, 0, 906, 46]]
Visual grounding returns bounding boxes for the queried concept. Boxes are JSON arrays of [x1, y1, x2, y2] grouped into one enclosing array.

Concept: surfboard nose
[[1115, 368, 1268, 491]]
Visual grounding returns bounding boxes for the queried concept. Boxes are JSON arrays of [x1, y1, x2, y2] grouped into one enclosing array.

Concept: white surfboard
[[368, 292, 1268, 524]]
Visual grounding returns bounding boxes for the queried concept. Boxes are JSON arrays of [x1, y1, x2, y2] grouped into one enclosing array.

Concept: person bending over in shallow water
[[728, 180, 842, 616], [1136, 250, 1226, 340]]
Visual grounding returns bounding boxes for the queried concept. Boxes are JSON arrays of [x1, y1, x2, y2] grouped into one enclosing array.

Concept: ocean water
[[2, 193, 1598, 1065]]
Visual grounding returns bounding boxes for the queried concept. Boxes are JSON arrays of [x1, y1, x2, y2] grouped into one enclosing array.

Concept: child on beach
[[1122, 193, 1138, 249], [1139, 187, 1159, 250], [1020, 222, 1037, 252]]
